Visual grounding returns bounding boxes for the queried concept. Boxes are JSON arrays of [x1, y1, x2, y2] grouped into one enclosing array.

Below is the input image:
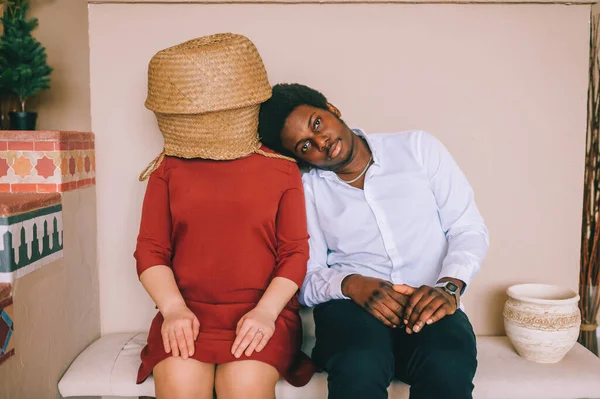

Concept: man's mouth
[[329, 139, 342, 159]]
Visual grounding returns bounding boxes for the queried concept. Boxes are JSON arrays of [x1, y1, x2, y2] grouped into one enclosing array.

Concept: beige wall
[[89, 3, 590, 336], [0, 189, 100, 399], [90, 0, 596, 4], [0, 1, 99, 398], [28, 0, 92, 131]]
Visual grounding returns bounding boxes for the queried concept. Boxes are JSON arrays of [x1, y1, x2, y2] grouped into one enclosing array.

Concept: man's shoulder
[[364, 130, 430, 159], [301, 168, 320, 184], [368, 129, 427, 145]]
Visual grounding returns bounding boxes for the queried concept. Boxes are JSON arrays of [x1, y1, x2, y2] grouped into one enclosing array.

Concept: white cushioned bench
[[58, 332, 600, 399]]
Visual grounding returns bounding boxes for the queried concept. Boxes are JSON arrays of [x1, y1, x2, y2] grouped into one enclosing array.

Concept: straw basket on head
[[140, 33, 293, 181]]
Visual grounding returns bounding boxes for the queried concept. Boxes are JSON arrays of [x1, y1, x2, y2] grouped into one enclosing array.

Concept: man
[[258, 83, 489, 399]]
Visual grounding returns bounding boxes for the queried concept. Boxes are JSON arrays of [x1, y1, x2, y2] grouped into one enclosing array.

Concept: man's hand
[[393, 283, 459, 334], [342, 275, 416, 327]]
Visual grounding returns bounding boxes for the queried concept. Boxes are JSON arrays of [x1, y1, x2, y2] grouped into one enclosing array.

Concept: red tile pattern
[[0, 131, 95, 193]]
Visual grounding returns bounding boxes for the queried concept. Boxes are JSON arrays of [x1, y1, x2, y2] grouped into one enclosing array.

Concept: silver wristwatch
[[435, 281, 460, 309]]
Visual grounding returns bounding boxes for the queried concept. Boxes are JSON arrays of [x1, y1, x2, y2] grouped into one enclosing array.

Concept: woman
[[134, 34, 314, 399]]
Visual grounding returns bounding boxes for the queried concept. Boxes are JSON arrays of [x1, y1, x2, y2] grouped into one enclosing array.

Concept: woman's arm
[[140, 266, 199, 359], [135, 160, 199, 359], [231, 166, 309, 358], [231, 276, 299, 358]]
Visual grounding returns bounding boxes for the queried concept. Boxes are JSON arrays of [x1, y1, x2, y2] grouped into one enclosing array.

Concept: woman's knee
[[215, 360, 279, 399], [153, 357, 215, 399]]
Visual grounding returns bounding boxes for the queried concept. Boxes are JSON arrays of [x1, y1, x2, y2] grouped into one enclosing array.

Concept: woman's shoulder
[[253, 146, 298, 172]]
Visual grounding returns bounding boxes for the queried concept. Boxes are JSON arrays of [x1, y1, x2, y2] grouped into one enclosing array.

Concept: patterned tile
[[0, 199, 63, 283], [35, 156, 56, 179], [0, 284, 13, 366], [0, 159, 8, 179], [0, 131, 95, 193], [8, 142, 33, 151], [68, 157, 76, 176], [76, 156, 84, 174], [60, 156, 69, 177], [12, 157, 32, 178]]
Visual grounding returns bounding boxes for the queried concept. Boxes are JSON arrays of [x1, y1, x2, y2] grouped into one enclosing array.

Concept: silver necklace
[[338, 154, 373, 184]]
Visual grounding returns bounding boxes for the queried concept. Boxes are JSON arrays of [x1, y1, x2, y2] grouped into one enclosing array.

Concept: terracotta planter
[[503, 284, 581, 363]]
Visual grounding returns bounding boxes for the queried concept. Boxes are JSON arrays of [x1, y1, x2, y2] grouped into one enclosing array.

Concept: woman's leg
[[215, 360, 279, 399], [153, 357, 216, 399]]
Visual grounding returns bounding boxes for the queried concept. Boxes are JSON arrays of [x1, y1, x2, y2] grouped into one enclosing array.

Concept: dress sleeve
[[272, 165, 310, 288], [134, 159, 173, 278]]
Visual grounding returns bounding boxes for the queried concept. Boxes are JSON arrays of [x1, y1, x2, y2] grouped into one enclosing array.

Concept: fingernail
[[404, 319, 408, 325], [427, 319, 433, 325], [414, 325, 420, 332]]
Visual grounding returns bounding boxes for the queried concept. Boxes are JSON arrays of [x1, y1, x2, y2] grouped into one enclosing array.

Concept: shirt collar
[[316, 128, 381, 179]]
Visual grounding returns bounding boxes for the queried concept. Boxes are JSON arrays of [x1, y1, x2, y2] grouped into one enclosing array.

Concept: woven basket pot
[[145, 33, 271, 161]]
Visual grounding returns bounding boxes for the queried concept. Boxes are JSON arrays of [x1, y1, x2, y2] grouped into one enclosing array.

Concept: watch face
[[446, 282, 459, 293]]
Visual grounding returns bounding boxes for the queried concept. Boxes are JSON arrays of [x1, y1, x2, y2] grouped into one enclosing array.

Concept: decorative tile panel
[[0, 131, 95, 193], [0, 283, 13, 366], [0, 193, 63, 283]]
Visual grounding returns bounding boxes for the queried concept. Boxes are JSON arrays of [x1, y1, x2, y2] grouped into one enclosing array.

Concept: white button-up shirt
[[299, 129, 490, 307]]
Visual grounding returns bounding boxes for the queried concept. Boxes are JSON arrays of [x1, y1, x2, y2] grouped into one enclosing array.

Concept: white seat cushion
[[58, 332, 155, 398], [59, 333, 600, 399]]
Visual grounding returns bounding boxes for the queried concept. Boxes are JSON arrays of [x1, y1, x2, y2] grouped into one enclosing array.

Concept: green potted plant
[[0, 0, 51, 130]]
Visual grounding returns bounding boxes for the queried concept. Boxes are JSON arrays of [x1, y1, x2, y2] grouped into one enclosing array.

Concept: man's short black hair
[[258, 83, 329, 157]]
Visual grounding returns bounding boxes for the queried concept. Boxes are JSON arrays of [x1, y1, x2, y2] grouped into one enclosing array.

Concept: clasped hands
[[342, 275, 459, 333]]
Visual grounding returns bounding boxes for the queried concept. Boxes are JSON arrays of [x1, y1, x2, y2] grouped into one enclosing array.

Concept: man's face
[[280, 104, 356, 171]]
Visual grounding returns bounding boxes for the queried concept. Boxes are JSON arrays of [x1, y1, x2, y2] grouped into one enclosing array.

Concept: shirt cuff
[[328, 272, 354, 301], [437, 264, 473, 293]]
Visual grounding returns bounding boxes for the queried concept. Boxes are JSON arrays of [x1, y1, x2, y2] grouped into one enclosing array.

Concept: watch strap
[[435, 281, 460, 309]]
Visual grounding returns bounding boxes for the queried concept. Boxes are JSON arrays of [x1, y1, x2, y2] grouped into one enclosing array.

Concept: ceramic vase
[[503, 284, 581, 363]]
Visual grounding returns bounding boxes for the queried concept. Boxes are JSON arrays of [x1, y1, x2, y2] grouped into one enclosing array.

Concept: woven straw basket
[[140, 33, 293, 181]]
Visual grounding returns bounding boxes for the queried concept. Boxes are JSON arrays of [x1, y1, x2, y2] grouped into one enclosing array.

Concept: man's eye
[[301, 142, 311, 153], [313, 117, 321, 130]]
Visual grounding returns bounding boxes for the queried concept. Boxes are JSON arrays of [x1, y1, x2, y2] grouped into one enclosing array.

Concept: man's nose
[[314, 135, 329, 151]]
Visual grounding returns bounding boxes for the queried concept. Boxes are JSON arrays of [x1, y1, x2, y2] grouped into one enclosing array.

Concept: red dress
[[134, 150, 314, 387]]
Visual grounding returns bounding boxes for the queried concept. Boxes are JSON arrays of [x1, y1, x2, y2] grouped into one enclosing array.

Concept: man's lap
[[312, 300, 393, 366], [311, 299, 477, 381]]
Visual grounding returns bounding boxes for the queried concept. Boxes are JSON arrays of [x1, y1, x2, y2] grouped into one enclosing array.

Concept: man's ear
[[326, 102, 342, 118]]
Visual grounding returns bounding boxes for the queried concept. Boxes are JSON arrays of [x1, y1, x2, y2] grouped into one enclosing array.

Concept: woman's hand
[[161, 304, 200, 359], [231, 307, 276, 358]]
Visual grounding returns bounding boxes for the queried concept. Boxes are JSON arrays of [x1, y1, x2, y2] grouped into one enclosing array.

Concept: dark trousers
[[312, 300, 477, 399]]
